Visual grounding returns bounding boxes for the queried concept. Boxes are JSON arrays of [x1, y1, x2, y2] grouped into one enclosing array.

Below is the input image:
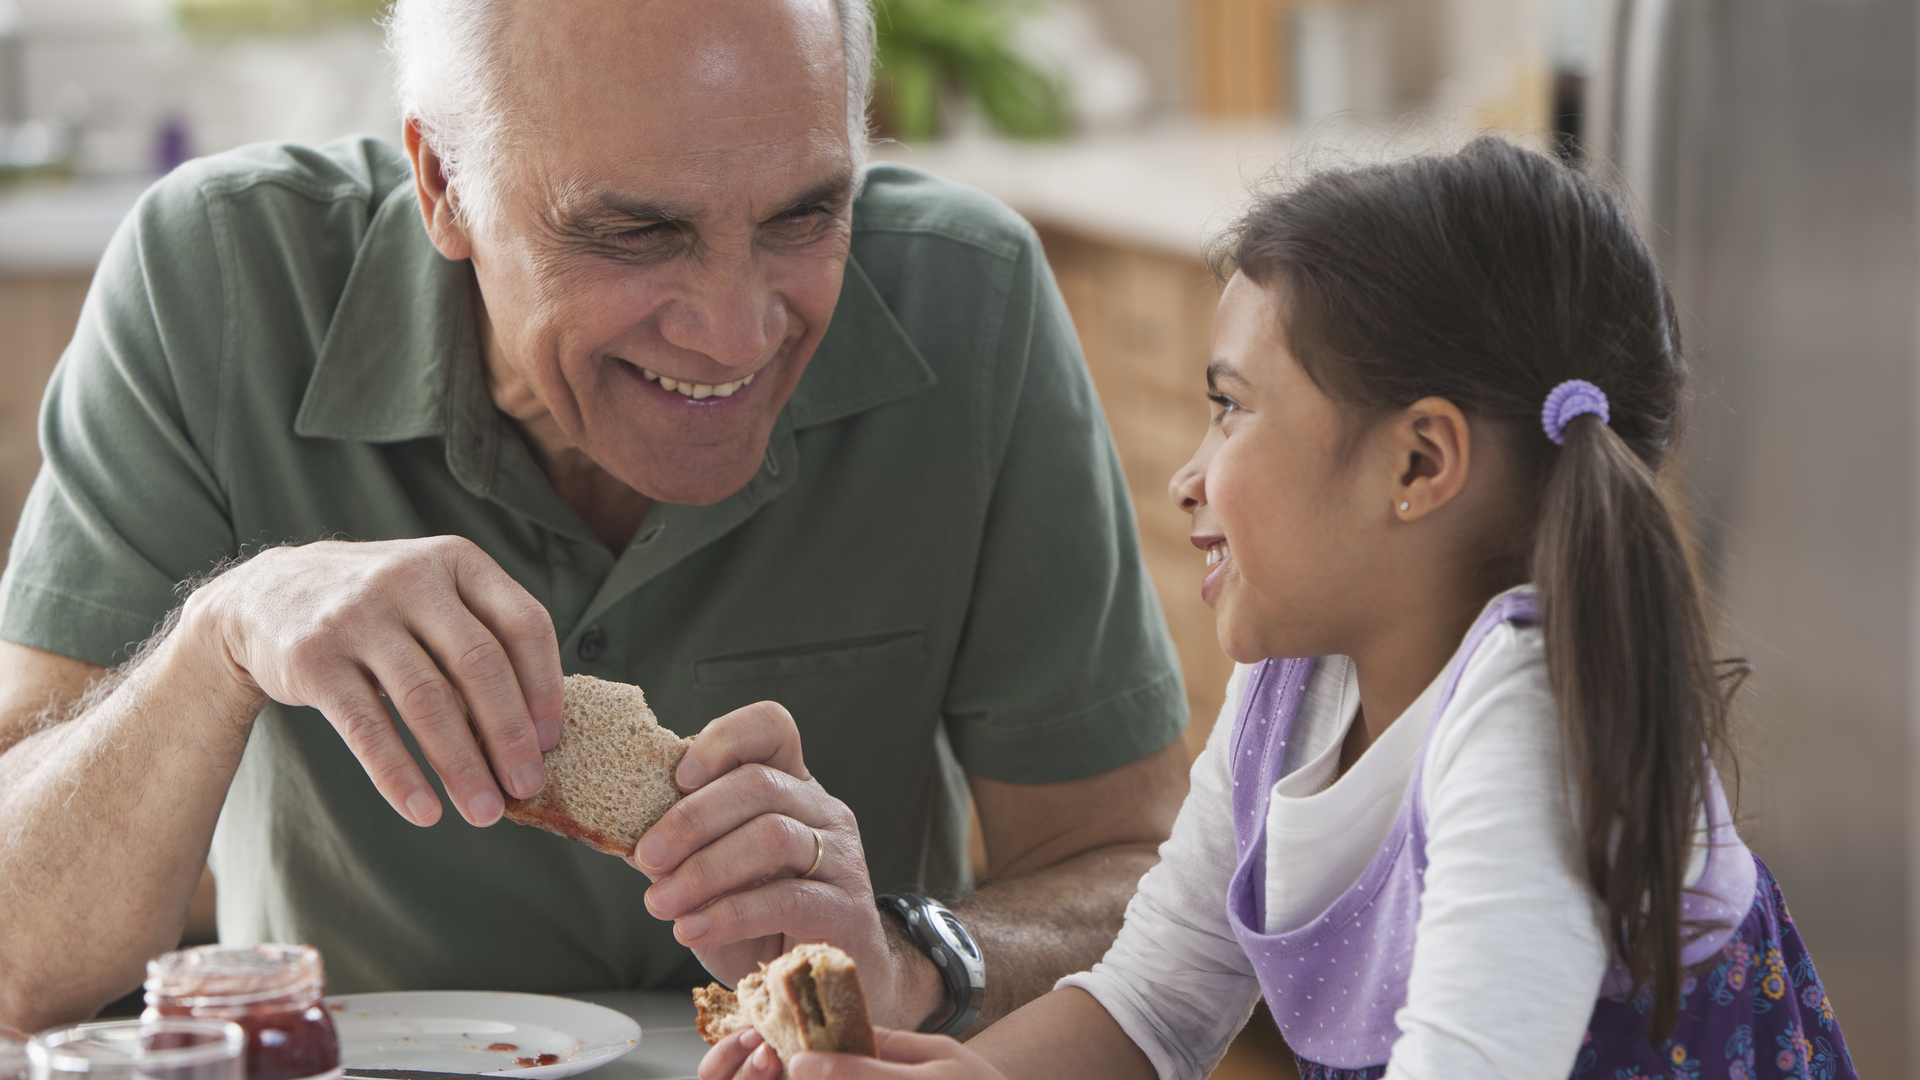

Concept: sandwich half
[[503, 674, 691, 858], [695, 943, 878, 1065]]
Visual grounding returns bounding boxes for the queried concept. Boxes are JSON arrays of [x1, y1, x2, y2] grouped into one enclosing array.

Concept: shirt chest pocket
[[692, 628, 928, 687]]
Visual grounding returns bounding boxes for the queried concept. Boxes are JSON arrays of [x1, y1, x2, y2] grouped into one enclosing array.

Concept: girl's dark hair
[[1213, 135, 1726, 1040]]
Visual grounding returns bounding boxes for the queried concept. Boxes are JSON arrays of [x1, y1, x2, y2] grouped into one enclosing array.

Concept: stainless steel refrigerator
[[1588, 0, 1918, 1073]]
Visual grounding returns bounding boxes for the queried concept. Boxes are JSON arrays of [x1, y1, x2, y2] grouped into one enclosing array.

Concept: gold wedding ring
[[800, 826, 826, 880]]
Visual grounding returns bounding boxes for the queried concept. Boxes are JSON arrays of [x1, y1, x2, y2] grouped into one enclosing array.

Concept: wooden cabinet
[[0, 273, 89, 564], [1191, 0, 1290, 117]]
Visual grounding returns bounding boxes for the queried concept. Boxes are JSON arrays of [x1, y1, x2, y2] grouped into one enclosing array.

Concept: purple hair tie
[[1541, 379, 1610, 445]]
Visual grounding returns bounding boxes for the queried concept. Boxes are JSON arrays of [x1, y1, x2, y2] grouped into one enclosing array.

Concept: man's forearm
[[0, 622, 264, 1029], [948, 841, 1161, 1031]]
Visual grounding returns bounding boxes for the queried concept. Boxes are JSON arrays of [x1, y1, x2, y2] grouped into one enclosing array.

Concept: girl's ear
[[1388, 396, 1472, 521]]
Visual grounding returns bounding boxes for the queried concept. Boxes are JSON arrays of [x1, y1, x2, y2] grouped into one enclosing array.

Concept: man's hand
[[635, 703, 1191, 1035], [631, 702, 944, 1029], [190, 536, 566, 826]]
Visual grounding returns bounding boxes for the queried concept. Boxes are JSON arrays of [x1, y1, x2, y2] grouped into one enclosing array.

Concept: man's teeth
[[640, 368, 757, 399], [1206, 544, 1229, 568]]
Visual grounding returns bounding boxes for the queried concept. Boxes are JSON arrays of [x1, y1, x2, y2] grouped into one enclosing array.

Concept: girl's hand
[[697, 1028, 778, 1080], [698, 1027, 1011, 1080]]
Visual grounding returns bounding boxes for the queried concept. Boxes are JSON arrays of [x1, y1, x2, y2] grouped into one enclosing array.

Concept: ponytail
[[1534, 414, 1729, 1040]]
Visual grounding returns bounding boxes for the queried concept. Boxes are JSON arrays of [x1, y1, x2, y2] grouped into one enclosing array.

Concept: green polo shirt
[[0, 137, 1185, 993]]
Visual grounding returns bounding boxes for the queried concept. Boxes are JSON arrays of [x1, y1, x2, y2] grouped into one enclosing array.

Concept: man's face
[[464, 0, 853, 505]]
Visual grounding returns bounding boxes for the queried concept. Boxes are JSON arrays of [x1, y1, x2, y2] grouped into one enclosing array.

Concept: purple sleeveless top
[[1224, 590, 1757, 1070]]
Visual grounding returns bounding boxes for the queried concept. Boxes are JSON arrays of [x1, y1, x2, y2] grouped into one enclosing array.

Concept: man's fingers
[[302, 663, 441, 827], [643, 811, 827, 921], [216, 537, 561, 829], [447, 541, 565, 750], [679, 700, 808, 791], [670, 876, 860, 950], [636, 763, 836, 876], [363, 642, 506, 827], [406, 600, 545, 800]]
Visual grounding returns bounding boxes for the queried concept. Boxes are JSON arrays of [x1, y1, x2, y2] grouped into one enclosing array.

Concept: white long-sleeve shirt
[[1059, 614, 1700, 1079]]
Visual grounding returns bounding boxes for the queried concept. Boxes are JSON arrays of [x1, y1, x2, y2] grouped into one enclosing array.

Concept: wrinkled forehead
[[493, 0, 850, 215]]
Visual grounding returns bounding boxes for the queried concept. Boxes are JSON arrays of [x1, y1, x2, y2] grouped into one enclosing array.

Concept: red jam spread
[[144, 944, 341, 1080]]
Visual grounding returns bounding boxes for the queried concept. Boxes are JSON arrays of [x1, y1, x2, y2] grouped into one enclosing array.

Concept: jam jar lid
[[145, 944, 327, 1009]]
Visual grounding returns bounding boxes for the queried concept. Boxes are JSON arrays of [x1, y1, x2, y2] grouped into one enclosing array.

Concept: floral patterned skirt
[[1294, 857, 1855, 1080]]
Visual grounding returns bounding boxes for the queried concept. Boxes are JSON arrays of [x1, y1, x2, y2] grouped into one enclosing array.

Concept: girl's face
[[1170, 273, 1395, 664]]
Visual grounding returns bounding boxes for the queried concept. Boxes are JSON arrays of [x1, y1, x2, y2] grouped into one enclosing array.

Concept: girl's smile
[[1198, 540, 1230, 605]]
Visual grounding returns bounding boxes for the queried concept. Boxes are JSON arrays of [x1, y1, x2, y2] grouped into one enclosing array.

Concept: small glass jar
[[142, 944, 341, 1080], [1, 1022, 27, 1080]]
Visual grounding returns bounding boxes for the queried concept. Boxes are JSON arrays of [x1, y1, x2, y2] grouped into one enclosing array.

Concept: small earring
[[1398, 502, 1410, 512]]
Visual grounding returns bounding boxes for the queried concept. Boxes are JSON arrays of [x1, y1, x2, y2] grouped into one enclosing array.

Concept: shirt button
[[578, 627, 607, 662]]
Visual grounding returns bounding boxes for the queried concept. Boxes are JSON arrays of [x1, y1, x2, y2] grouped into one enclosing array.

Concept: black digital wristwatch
[[876, 892, 986, 1037]]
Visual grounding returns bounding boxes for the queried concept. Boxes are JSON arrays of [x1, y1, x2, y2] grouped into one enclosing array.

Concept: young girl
[[702, 137, 1856, 1080]]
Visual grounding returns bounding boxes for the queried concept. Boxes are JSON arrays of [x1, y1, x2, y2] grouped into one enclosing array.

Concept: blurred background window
[[1, 1, 1915, 1076]]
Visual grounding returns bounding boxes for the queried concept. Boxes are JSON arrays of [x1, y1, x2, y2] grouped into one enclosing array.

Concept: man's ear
[[404, 118, 476, 261], [1388, 396, 1473, 522]]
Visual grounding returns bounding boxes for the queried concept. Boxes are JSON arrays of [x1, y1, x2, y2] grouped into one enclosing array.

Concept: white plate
[[325, 991, 640, 1079]]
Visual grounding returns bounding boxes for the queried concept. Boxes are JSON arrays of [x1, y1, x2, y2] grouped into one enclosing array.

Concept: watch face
[[936, 910, 980, 961]]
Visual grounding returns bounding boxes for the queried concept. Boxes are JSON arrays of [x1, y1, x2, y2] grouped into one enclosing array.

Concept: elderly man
[[0, 0, 1189, 1034]]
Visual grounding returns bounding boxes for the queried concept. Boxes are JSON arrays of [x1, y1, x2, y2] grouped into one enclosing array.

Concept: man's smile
[[637, 366, 758, 399]]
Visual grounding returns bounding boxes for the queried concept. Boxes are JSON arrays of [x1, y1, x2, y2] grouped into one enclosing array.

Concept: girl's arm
[[1385, 624, 1610, 1079], [1053, 663, 1263, 1078], [966, 989, 1156, 1079]]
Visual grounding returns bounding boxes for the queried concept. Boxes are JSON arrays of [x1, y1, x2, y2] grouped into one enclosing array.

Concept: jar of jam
[[143, 944, 341, 1080]]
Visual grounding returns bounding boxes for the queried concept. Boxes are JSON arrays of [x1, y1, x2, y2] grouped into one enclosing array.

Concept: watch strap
[[876, 892, 985, 1037]]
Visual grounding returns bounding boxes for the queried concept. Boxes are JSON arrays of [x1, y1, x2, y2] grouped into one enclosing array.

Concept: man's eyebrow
[[558, 172, 856, 229], [557, 193, 697, 228], [766, 171, 855, 218], [1206, 360, 1245, 392]]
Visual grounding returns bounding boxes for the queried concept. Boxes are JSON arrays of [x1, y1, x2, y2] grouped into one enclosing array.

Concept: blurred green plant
[[873, 0, 1066, 141], [176, 0, 388, 35]]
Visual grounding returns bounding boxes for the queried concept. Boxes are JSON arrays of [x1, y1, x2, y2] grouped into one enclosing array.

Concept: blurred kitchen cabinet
[[1036, 224, 1237, 758], [1191, 0, 1290, 117], [0, 273, 86, 564]]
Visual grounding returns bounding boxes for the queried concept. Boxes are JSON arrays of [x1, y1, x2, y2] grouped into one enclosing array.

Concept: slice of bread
[[694, 943, 878, 1066], [693, 982, 751, 1045], [503, 674, 691, 858]]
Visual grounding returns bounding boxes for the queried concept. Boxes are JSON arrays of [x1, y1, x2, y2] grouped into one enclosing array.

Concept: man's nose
[[656, 249, 783, 369]]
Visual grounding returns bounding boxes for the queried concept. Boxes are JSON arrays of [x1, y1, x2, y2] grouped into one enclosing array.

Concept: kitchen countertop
[[871, 121, 1299, 260], [870, 118, 1482, 260], [0, 178, 148, 275]]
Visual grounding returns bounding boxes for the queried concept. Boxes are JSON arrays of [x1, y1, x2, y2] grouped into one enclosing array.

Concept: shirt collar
[[295, 185, 938, 445], [295, 182, 471, 443]]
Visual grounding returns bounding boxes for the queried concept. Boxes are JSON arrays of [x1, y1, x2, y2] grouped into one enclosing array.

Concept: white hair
[[384, 0, 875, 231]]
